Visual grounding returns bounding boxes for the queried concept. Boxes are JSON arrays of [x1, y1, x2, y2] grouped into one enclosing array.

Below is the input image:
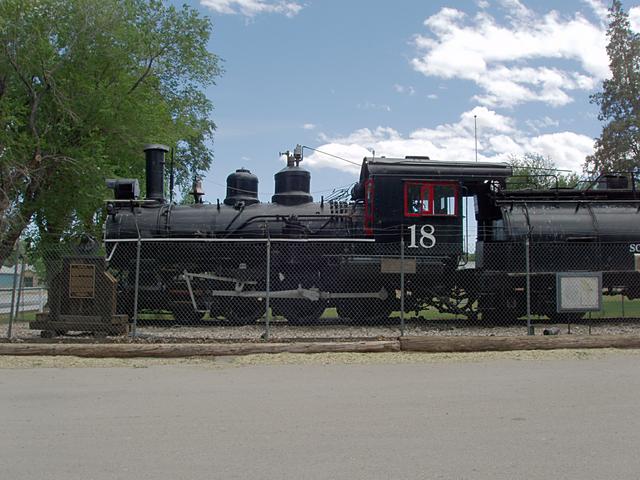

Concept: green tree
[[507, 153, 580, 190], [0, 0, 221, 265], [587, 0, 640, 173]]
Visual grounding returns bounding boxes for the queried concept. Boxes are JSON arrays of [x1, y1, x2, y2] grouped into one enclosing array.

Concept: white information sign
[[556, 272, 602, 312]]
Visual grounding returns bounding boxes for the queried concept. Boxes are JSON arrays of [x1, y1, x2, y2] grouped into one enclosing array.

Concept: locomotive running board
[[201, 287, 389, 301]]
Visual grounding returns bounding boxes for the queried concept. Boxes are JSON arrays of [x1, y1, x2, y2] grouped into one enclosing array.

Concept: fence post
[[264, 238, 271, 340], [8, 255, 26, 339], [400, 234, 405, 336], [7, 258, 19, 339], [131, 237, 142, 338], [525, 237, 533, 335]]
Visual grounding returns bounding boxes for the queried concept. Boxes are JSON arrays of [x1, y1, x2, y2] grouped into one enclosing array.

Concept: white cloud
[[357, 102, 392, 112], [630, 6, 640, 32], [200, 0, 303, 17], [306, 107, 594, 174], [525, 132, 595, 170], [302, 123, 316, 130], [499, 0, 534, 22], [525, 116, 560, 133], [426, 93, 438, 100], [584, 2, 640, 31], [583, 0, 609, 24], [393, 84, 416, 95], [411, 2, 609, 107], [306, 143, 371, 174]]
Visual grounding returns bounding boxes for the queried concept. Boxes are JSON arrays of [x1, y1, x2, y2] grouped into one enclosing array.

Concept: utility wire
[[302, 145, 361, 166]]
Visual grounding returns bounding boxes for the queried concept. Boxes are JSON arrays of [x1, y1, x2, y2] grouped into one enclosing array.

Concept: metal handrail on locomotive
[[104, 144, 640, 324]]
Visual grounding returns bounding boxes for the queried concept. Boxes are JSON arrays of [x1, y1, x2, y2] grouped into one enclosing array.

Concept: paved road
[[1, 353, 640, 479]]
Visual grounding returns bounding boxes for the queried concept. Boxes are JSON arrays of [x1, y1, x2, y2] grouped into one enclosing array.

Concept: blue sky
[[180, 0, 640, 203]]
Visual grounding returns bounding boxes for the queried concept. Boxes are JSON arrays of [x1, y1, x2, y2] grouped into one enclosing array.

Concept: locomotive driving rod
[[182, 270, 389, 312], [182, 270, 387, 297]]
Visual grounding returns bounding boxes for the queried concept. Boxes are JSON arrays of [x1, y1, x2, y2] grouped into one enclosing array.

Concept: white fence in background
[[0, 287, 48, 315]]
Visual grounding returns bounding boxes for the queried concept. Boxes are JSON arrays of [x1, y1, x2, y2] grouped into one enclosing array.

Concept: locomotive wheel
[[170, 306, 205, 325], [480, 310, 517, 326], [223, 299, 264, 326], [273, 299, 326, 326], [480, 310, 500, 325], [116, 291, 135, 321], [430, 285, 477, 318], [337, 300, 392, 324]]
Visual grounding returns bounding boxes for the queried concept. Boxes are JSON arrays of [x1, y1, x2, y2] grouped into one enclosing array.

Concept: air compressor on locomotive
[[104, 144, 640, 324]]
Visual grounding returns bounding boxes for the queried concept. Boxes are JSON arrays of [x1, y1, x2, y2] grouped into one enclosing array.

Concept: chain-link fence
[[4, 234, 640, 341]]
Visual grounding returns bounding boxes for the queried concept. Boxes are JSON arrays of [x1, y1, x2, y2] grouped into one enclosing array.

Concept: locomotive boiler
[[104, 144, 640, 324]]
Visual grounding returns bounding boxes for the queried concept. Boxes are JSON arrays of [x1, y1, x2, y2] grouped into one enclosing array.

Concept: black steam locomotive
[[104, 144, 640, 324]]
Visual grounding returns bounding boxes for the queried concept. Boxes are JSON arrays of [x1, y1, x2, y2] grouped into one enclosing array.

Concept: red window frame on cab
[[404, 181, 459, 217]]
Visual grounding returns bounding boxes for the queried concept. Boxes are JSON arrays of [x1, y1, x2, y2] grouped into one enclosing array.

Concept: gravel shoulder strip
[[1, 348, 640, 369], [4, 320, 640, 342]]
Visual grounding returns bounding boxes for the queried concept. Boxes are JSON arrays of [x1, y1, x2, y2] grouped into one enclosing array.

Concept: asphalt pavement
[[1, 352, 640, 479]]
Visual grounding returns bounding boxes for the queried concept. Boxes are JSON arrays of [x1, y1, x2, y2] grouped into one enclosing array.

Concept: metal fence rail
[[0, 288, 48, 315]]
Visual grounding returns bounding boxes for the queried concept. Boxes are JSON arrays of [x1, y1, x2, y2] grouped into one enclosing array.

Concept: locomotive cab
[[356, 157, 512, 250]]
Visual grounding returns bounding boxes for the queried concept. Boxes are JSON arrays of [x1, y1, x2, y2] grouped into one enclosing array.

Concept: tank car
[[476, 174, 640, 322]]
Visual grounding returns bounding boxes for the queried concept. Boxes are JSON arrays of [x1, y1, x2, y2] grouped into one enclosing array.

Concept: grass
[[0, 311, 37, 323], [136, 295, 640, 322], [593, 295, 640, 318], [3, 295, 640, 326]]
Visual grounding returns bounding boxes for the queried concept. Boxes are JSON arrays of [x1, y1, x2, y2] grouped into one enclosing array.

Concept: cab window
[[404, 182, 458, 217], [405, 183, 431, 215], [433, 184, 457, 215]]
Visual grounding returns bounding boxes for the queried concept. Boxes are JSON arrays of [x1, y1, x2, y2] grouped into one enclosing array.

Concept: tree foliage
[[587, 0, 640, 173], [508, 153, 580, 190], [0, 0, 221, 264]]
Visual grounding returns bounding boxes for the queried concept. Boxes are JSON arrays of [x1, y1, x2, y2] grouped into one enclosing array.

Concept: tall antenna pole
[[474, 114, 478, 163]]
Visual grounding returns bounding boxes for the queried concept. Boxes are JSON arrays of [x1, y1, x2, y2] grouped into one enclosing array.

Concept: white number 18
[[408, 224, 436, 249]]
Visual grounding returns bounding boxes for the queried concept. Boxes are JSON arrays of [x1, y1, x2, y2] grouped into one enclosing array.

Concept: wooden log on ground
[[400, 335, 640, 353], [0, 340, 400, 358], [3, 335, 638, 358]]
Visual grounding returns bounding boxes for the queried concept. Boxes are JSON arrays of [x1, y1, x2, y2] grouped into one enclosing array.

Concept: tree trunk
[[0, 204, 35, 266], [0, 153, 48, 266]]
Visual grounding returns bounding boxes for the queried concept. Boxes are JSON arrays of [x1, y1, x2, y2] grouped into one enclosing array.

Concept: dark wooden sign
[[69, 263, 96, 299]]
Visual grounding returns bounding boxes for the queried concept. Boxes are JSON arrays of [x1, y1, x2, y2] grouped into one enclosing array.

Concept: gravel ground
[[3, 318, 640, 342]]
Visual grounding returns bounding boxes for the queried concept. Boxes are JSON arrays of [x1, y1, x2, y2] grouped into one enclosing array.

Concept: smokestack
[[143, 144, 169, 201]]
